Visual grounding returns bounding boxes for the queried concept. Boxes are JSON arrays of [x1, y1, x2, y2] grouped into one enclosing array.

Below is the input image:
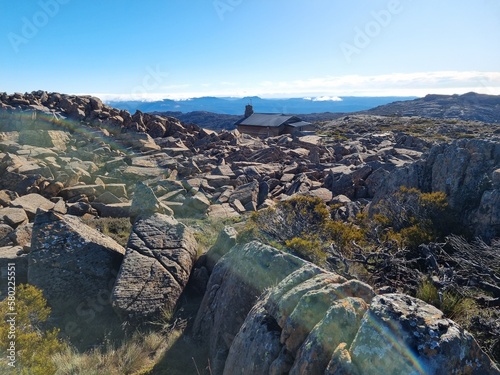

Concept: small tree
[[0, 284, 66, 374]]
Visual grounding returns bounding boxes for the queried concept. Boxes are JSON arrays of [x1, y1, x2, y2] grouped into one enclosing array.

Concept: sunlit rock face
[[194, 242, 500, 375]]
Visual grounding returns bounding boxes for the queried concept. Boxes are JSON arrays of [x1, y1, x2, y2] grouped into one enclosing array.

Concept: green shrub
[[322, 220, 366, 255], [238, 195, 366, 265], [416, 279, 478, 326], [416, 278, 440, 306], [285, 237, 325, 263], [373, 187, 450, 250], [82, 217, 132, 247], [0, 284, 66, 374]]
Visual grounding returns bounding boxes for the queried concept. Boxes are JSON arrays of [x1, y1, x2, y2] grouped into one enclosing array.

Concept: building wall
[[237, 124, 283, 137], [283, 124, 315, 135]]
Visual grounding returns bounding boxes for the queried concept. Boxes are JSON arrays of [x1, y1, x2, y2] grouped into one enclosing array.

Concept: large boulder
[[29, 210, 125, 308], [181, 191, 211, 217], [349, 294, 500, 375], [111, 213, 197, 323], [372, 139, 500, 239], [193, 242, 307, 375], [193, 242, 499, 375]]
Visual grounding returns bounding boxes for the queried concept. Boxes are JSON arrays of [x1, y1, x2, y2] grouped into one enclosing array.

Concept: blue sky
[[1, 0, 499, 100]]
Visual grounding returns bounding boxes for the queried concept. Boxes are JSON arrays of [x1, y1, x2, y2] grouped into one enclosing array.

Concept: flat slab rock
[[10, 193, 55, 218], [111, 213, 198, 323], [29, 211, 125, 303]]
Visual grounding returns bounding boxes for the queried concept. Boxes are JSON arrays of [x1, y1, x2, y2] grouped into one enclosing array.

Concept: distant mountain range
[[364, 92, 500, 123], [108, 92, 500, 131], [107, 96, 416, 116]]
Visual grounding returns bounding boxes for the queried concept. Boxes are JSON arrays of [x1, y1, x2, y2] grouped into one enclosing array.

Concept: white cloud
[[253, 71, 500, 97], [306, 96, 343, 102], [92, 71, 500, 101]]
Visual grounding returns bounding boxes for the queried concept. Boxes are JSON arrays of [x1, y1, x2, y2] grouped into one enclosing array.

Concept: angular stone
[[111, 213, 197, 323], [91, 202, 131, 218], [182, 192, 211, 217], [29, 211, 125, 305], [213, 164, 236, 178], [205, 175, 232, 189], [10, 193, 55, 219], [59, 185, 106, 201], [0, 207, 29, 228], [208, 204, 239, 219], [0, 190, 18, 206], [95, 191, 123, 204], [130, 182, 168, 222], [8, 223, 33, 248], [122, 166, 167, 181], [42, 181, 64, 197], [0, 224, 14, 242], [229, 180, 259, 207], [18, 130, 71, 151], [105, 183, 128, 198], [308, 187, 333, 202], [231, 199, 246, 213], [67, 202, 97, 216]]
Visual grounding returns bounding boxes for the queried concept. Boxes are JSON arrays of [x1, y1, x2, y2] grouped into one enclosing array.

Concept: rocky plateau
[[0, 91, 499, 374]]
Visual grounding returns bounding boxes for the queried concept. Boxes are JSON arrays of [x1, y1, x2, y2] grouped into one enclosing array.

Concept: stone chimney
[[244, 104, 254, 118]]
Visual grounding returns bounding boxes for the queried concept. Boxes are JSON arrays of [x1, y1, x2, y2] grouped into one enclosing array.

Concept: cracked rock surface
[[111, 213, 197, 322], [29, 210, 125, 304]]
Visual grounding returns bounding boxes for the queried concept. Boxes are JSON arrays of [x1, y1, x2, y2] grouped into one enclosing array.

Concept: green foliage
[[247, 195, 330, 243], [0, 284, 66, 374], [82, 217, 132, 247], [239, 195, 366, 265], [416, 279, 478, 326], [416, 278, 440, 306], [322, 220, 366, 255], [52, 331, 167, 375], [180, 216, 243, 257], [373, 187, 450, 250], [285, 237, 325, 263]]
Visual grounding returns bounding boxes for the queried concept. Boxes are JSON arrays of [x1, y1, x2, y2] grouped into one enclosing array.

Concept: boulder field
[[0, 91, 499, 372]]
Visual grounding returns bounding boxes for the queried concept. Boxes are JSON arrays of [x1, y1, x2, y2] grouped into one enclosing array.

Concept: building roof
[[285, 120, 313, 128], [237, 113, 296, 127], [236, 113, 311, 128]]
